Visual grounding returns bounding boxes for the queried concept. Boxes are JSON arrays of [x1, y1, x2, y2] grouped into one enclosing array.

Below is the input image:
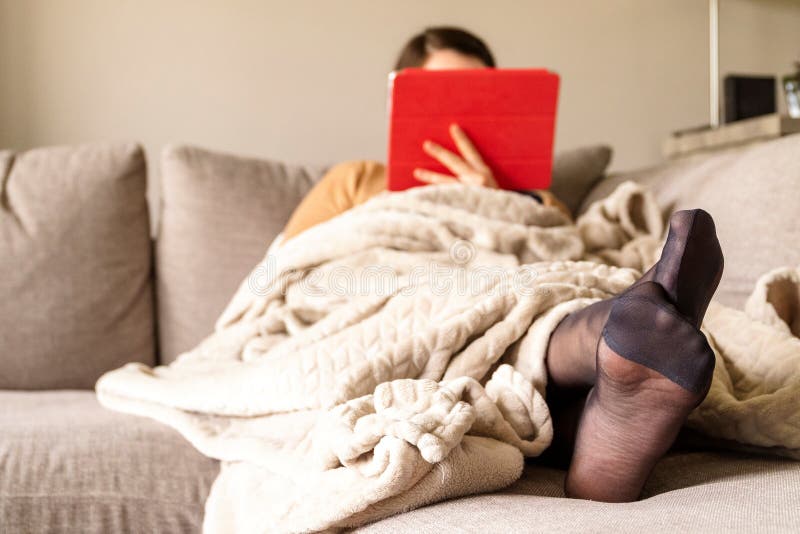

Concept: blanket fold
[[97, 183, 800, 533]]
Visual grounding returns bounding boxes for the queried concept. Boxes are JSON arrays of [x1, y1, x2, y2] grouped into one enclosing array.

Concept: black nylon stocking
[[543, 209, 724, 502]]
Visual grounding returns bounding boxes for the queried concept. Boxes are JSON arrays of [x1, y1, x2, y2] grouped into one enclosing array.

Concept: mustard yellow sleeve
[[283, 160, 386, 240]]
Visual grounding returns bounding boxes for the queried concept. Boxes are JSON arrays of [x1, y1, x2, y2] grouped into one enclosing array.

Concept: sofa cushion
[[549, 144, 612, 216], [3, 392, 795, 533], [580, 135, 800, 309], [0, 142, 155, 389], [156, 145, 325, 363], [0, 391, 219, 533], [355, 451, 800, 533]]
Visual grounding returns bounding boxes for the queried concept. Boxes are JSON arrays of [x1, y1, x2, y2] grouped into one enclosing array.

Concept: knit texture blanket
[[96, 183, 800, 533]]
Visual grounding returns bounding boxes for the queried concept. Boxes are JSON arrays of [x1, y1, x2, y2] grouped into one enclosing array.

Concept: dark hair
[[394, 27, 496, 71]]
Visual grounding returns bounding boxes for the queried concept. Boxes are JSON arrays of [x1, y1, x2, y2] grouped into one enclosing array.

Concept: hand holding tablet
[[414, 124, 498, 188], [387, 68, 560, 191]]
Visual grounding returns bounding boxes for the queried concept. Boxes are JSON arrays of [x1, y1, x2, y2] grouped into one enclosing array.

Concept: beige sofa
[[1, 138, 799, 533]]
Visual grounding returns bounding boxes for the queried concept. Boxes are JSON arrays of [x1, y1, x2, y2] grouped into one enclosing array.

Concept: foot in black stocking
[[545, 209, 723, 502], [564, 282, 715, 502], [545, 209, 723, 390]]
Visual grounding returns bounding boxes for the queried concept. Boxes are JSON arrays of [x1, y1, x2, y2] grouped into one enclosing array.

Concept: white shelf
[[664, 114, 800, 159]]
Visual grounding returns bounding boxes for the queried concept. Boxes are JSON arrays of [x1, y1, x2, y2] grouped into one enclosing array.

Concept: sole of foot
[[564, 282, 715, 502]]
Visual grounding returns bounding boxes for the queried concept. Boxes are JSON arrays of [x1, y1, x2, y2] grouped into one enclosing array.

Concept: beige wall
[[1, 0, 798, 187]]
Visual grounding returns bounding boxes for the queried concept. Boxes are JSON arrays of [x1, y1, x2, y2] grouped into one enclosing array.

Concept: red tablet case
[[387, 68, 559, 191]]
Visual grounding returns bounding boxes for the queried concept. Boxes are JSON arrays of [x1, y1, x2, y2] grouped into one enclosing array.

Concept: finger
[[458, 172, 488, 186], [413, 168, 459, 185], [450, 124, 489, 171], [423, 140, 472, 176]]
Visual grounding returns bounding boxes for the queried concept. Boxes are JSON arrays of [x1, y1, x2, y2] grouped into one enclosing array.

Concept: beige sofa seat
[[356, 452, 800, 533], [0, 391, 219, 533], [2, 137, 797, 533], [3, 389, 797, 534]]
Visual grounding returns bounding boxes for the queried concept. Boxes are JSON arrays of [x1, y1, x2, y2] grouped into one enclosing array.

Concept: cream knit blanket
[[96, 183, 800, 533]]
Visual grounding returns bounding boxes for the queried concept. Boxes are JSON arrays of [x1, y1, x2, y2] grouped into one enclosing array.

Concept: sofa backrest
[[0, 142, 155, 389], [155, 145, 325, 364], [581, 134, 800, 309]]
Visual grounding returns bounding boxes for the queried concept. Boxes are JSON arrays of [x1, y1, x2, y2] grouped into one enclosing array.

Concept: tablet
[[387, 68, 559, 191]]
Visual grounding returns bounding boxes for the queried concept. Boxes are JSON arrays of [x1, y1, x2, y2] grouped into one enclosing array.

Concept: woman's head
[[394, 27, 495, 71]]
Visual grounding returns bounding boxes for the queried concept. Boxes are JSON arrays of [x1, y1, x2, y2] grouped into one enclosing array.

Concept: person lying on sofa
[[282, 26, 571, 241], [280, 26, 724, 503]]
